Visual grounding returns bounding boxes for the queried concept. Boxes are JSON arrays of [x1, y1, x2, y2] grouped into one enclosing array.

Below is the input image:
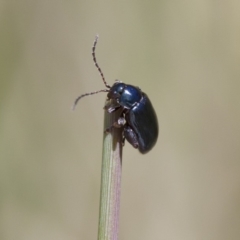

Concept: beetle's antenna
[[72, 89, 109, 110], [92, 35, 111, 89], [72, 35, 111, 110]]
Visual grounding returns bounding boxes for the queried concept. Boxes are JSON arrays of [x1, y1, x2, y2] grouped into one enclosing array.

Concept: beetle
[[73, 35, 158, 154]]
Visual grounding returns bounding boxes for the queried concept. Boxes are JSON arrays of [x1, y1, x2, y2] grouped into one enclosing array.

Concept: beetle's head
[[108, 81, 143, 109], [107, 81, 126, 100]]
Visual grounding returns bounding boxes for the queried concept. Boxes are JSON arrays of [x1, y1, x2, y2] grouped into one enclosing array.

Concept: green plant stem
[[98, 101, 123, 240]]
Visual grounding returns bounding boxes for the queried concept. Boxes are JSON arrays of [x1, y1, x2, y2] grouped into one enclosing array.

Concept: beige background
[[1, 1, 240, 239]]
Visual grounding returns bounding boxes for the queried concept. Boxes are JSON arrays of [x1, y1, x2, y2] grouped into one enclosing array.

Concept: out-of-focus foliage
[[1, 1, 240, 239]]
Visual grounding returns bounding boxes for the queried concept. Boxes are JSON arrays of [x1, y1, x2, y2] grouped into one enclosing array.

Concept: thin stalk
[[98, 101, 123, 240]]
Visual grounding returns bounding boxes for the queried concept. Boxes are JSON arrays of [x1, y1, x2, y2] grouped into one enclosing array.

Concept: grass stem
[[98, 101, 123, 240]]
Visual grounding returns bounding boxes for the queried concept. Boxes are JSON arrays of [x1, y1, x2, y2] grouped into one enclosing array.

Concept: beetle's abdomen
[[125, 93, 158, 154]]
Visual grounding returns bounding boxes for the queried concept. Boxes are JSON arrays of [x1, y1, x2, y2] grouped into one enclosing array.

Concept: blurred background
[[1, 1, 240, 239]]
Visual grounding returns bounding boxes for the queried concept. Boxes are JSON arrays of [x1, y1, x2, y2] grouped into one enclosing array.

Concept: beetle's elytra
[[73, 35, 158, 154]]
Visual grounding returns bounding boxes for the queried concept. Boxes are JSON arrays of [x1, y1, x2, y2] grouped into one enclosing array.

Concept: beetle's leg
[[104, 101, 121, 113], [123, 125, 139, 149], [122, 135, 125, 146], [105, 117, 126, 133]]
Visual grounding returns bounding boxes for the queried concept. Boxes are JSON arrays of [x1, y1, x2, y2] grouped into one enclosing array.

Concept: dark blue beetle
[[73, 36, 158, 154]]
